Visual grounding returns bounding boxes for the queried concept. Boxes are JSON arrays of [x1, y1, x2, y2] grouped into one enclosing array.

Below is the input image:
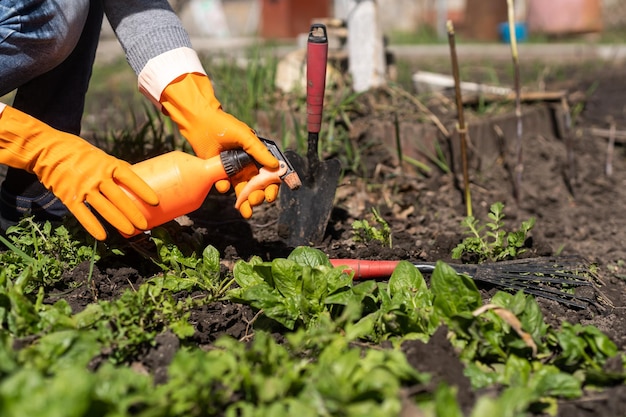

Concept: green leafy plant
[[86, 275, 195, 363], [228, 247, 355, 330], [0, 217, 99, 289], [452, 202, 535, 262], [155, 330, 428, 417], [0, 268, 76, 337], [0, 239, 622, 416], [150, 229, 234, 300], [352, 208, 393, 248], [230, 247, 623, 411]]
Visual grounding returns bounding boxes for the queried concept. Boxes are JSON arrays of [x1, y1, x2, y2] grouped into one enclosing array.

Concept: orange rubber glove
[[0, 106, 159, 240], [159, 73, 279, 218]]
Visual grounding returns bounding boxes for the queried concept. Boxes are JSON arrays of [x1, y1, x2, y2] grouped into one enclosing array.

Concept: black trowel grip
[[306, 24, 328, 135]]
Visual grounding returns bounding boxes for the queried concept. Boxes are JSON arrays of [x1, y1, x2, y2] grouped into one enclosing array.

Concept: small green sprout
[[452, 202, 535, 263], [352, 208, 393, 248]]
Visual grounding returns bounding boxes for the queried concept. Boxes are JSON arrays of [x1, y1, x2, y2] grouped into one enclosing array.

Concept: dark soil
[[56, 61, 626, 415]]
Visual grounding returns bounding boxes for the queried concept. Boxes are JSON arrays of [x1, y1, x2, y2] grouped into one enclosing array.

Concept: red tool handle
[[307, 24, 328, 134], [329, 259, 401, 280]]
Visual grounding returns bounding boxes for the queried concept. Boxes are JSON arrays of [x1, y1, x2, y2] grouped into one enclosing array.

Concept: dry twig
[[447, 20, 472, 217]]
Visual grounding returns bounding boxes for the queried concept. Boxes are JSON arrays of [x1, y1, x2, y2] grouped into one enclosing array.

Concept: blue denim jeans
[[0, 0, 103, 225]]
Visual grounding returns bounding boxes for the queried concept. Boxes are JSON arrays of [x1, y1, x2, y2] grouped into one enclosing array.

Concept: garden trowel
[[277, 24, 341, 247]]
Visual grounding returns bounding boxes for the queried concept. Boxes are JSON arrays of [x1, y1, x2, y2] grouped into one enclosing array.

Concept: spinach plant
[[228, 247, 356, 330]]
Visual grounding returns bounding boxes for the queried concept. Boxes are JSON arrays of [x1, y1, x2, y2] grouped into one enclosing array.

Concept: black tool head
[[277, 150, 341, 247]]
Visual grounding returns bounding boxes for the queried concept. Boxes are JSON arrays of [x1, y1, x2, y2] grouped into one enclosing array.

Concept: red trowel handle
[[307, 24, 328, 135], [329, 259, 401, 280]]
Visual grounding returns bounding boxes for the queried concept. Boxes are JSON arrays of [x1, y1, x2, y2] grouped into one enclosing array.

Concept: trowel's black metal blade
[[278, 150, 341, 247]]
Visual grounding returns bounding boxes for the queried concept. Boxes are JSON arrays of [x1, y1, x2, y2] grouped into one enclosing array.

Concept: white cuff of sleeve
[[0, 103, 6, 115], [138, 47, 207, 109]]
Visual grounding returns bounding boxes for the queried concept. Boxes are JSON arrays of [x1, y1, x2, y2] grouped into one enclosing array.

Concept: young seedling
[[0, 216, 100, 289], [352, 208, 393, 248], [452, 202, 535, 263]]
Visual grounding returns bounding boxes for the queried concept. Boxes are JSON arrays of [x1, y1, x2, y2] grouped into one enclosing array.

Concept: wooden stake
[[447, 20, 472, 217], [507, 0, 523, 202]]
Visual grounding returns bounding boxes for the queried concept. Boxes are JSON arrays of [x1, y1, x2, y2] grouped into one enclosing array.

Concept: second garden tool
[[329, 257, 601, 309], [277, 23, 342, 247]]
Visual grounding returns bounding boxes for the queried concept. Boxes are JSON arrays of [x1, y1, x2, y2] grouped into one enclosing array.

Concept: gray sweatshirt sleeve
[[103, 0, 193, 74]]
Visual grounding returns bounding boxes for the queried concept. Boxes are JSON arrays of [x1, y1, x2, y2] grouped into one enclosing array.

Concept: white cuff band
[[138, 47, 207, 108], [0, 103, 6, 115]]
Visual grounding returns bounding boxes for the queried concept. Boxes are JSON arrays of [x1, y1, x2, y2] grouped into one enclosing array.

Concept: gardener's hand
[[213, 164, 280, 219], [159, 72, 279, 217], [0, 106, 159, 240]]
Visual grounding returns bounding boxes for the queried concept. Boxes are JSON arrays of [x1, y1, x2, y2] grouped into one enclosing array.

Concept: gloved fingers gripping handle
[[239, 201, 253, 219], [228, 121, 279, 169], [214, 179, 231, 194], [234, 163, 288, 210], [233, 181, 253, 219], [247, 190, 266, 207], [246, 141, 279, 170], [213, 139, 294, 217], [213, 154, 271, 217], [265, 183, 279, 203]]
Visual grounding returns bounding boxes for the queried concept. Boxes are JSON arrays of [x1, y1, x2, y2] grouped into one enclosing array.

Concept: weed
[[0, 217, 99, 290], [91, 276, 195, 363], [452, 202, 535, 262], [406, 136, 450, 175], [352, 208, 393, 248], [402, 154, 433, 175]]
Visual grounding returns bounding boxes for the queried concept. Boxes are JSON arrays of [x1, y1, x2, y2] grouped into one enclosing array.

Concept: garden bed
[[183, 63, 626, 415], [2, 57, 626, 416]]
